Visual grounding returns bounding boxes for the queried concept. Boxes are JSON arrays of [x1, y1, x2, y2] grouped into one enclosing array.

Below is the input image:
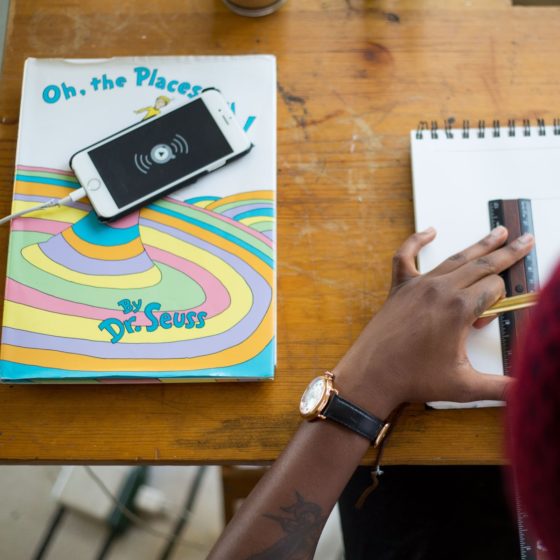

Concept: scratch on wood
[[484, 37, 501, 107], [350, 133, 358, 153], [280, 156, 349, 190], [482, 74, 500, 108], [277, 83, 306, 106], [332, 91, 384, 156], [303, 109, 344, 128], [277, 83, 309, 140], [277, 109, 344, 136]]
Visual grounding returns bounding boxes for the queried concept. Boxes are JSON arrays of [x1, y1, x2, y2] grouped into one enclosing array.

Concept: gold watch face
[[299, 376, 329, 418]]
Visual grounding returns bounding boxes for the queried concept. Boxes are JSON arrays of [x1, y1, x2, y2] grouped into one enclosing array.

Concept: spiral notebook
[[411, 119, 560, 409]]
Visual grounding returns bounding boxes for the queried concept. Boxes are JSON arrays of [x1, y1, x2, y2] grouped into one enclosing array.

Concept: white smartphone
[[70, 88, 252, 221]]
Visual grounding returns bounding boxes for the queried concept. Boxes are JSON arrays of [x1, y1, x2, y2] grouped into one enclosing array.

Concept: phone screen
[[89, 98, 234, 208]]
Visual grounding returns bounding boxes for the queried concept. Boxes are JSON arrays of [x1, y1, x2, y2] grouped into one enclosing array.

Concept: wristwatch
[[299, 371, 390, 447]]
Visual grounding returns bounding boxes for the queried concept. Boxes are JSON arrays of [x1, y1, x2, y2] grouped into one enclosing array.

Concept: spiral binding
[[415, 118, 560, 139]]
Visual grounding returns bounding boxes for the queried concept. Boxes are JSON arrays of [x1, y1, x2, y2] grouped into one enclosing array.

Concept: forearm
[[209, 228, 534, 559], [208, 418, 370, 560]]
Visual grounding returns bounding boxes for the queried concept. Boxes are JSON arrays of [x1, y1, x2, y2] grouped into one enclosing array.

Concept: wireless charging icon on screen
[[134, 134, 189, 174]]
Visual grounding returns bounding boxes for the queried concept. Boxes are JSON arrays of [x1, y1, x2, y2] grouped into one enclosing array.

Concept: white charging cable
[[0, 187, 87, 226]]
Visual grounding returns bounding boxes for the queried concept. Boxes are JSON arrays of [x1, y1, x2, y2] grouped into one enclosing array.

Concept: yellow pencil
[[479, 292, 539, 318]]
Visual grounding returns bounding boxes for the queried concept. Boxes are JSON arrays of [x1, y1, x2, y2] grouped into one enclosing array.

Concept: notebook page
[[411, 127, 560, 408], [532, 198, 560, 284]]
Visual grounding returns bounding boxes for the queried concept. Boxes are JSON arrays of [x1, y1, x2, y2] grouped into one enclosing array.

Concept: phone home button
[[87, 178, 101, 191]]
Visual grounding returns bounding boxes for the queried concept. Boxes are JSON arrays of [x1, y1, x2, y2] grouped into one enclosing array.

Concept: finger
[[464, 274, 506, 321], [473, 315, 498, 330], [447, 233, 534, 288], [429, 226, 508, 277], [391, 227, 436, 288], [461, 370, 514, 402]]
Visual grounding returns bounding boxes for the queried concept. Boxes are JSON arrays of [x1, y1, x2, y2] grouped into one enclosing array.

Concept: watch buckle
[[373, 422, 391, 449]]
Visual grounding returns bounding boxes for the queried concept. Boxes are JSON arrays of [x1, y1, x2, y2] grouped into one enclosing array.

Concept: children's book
[[1, 56, 276, 383]]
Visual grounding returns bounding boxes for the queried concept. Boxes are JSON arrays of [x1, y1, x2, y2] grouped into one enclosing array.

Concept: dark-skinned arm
[[208, 226, 534, 560]]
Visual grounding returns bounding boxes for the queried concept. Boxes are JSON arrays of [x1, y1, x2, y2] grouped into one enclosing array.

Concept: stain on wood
[[384, 12, 400, 23], [361, 42, 392, 64]]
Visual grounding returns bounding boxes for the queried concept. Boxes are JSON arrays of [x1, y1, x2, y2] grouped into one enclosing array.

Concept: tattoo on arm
[[245, 491, 327, 560]]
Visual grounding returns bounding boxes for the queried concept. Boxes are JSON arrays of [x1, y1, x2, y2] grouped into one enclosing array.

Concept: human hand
[[334, 226, 535, 419]]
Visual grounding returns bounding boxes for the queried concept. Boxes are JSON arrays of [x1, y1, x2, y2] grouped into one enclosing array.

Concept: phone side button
[[87, 178, 101, 191], [207, 161, 225, 172]]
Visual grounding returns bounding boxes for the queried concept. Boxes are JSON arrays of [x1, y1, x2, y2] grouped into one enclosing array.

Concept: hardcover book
[[1, 56, 276, 383]]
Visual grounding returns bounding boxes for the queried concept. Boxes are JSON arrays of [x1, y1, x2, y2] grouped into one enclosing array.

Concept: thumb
[[463, 369, 515, 402], [472, 315, 498, 330]]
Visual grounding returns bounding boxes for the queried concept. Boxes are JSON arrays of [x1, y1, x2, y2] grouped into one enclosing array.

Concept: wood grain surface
[[0, 0, 556, 464]]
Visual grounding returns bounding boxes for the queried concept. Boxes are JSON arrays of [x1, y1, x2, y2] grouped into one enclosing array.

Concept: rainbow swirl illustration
[[0, 166, 275, 382]]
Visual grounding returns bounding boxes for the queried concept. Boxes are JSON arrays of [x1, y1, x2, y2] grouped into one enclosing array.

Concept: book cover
[[1, 56, 276, 383]]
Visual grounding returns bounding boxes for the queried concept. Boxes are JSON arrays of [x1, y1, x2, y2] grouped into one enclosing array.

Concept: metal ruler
[[489, 199, 543, 560], [489, 199, 539, 373]]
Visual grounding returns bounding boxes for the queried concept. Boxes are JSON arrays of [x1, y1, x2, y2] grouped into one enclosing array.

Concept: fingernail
[[421, 227, 435, 234], [491, 225, 506, 237], [518, 233, 533, 244]]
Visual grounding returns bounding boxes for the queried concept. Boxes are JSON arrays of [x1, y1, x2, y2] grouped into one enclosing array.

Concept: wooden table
[[0, 0, 556, 465]]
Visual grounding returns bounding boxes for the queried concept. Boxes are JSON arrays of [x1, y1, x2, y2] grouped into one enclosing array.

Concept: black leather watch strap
[[323, 393, 384, 441]]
